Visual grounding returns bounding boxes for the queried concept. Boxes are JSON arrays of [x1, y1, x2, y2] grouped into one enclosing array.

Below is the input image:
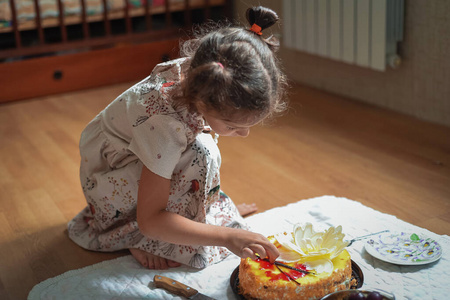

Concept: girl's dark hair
[[174, 6, 288, 121]]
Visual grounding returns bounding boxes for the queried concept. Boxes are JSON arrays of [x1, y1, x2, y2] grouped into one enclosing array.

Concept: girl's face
[[200, 109, 263, 137]]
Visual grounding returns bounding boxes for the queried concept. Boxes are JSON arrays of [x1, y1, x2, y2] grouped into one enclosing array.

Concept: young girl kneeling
[[68, 6, 287, 270]]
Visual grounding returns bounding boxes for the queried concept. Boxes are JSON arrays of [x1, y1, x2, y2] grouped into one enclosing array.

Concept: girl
[[68, 6, 287, 270]]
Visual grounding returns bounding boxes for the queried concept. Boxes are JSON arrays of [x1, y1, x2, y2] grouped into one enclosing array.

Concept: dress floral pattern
[[68, 58, 248, 268]]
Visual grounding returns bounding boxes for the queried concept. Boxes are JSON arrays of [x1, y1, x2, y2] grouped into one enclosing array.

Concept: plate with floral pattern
[[364, 232, 442, 265]]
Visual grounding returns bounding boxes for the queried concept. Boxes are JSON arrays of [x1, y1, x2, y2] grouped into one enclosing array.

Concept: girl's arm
[[136, 166, 279, 262]]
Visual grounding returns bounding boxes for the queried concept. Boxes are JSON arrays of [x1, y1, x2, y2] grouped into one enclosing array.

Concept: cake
[[238, 223, 353, 299]]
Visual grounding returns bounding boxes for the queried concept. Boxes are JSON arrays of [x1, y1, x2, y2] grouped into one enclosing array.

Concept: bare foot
[[237, 203, 258, 217], [130, 248, 181, 270]]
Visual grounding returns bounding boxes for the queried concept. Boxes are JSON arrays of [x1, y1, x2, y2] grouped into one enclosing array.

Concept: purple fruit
[[348, 292, 365, 300], [367, 291, 383, 300]]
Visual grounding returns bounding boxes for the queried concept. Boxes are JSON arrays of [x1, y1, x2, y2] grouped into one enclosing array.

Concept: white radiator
[[282, 0, 404, 71]]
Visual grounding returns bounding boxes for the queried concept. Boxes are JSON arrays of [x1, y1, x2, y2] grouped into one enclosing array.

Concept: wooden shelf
[[0, 0, 225, 33]]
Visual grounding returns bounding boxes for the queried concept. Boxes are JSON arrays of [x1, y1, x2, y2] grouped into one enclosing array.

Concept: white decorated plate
[[364, 232, 442, 265]]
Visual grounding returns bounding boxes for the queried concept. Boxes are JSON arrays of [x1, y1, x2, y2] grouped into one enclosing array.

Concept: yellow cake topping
[[274, 223, 349, 274]]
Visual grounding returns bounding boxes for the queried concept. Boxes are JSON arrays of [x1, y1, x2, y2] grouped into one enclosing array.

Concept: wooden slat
[[8, 0, 21, 48], [184, 0, 191, 27], [223, 0, 231, 19], [165, 0, 172, 27], [56, 0, 68, 42], [124, 0, 133, 34], [145, 0, 152, 30], [80, 0, 90, 39], [102, 0, 112, 36], [32, 0, 45, 44], [205, 0, 211, 19]]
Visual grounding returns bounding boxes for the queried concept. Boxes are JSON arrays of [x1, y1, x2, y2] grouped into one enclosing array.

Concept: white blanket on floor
[[28, 196, 450, 300]]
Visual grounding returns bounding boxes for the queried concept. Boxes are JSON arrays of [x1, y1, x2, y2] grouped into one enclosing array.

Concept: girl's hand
[[138, 166, 279, 262], [226, 229, 279, 263]]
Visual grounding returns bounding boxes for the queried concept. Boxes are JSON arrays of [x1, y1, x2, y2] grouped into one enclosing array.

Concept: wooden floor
[[1, 82, 449, 300]]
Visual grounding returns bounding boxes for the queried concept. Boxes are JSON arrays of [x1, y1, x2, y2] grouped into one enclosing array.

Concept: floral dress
[[68, 58, 247, 268]]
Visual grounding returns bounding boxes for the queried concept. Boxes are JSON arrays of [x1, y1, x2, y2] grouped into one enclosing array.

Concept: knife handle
[[153, 275, 198, 298]]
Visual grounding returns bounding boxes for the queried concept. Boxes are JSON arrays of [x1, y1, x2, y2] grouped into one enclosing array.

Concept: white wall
[[233, 0, 450, 127]]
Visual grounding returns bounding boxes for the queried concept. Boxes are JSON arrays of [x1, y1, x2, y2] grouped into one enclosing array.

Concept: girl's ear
[[194, 101, 207, 114]]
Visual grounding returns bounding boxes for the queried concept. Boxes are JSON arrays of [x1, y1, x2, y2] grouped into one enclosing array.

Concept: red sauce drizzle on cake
[[255, 258, 307, 281]]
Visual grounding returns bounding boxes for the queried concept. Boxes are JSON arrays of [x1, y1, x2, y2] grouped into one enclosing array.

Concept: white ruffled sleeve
[[128, 114, 188, 179]]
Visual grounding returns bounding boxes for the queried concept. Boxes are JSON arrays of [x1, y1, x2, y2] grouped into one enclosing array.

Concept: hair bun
[[246, 6, 279, 32]]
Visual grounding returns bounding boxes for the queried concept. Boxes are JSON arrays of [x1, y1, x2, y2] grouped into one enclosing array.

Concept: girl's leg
[[129, 248, 181, 269]]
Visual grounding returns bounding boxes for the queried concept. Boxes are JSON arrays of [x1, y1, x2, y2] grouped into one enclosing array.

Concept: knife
[[153, 275, 216, 300]]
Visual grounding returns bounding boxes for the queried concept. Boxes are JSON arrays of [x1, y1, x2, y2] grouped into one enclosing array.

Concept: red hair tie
[[250, 23, 262, 36], [217, 62, 224, 69]]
